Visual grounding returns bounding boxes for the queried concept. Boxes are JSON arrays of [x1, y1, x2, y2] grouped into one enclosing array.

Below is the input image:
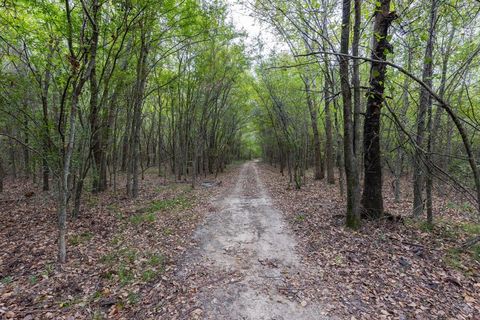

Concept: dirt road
[[183, 161, 325, 319]]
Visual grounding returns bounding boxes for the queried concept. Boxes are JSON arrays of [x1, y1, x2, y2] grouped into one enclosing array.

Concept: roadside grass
[[408, 217, 480, 270], [100, 248, 165, 286], [128, 195, 193, 226], [69, 231, 93, 246], [96, 187, 192, 289]]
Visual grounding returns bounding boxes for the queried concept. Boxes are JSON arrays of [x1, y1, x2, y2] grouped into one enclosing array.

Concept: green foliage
[[118, 264, 135, 285], [294, 213, 306, 222], [141, 269, 157, 282], [418, 221, 435, 233], [100, 252, 117, 265], [446, 201, 475, 213], [100, 247, 165, 286], [1, 276, 13, 285], [462, 222, 480, 235], [472, 245, 480, 262], [129, 212, 157, 225], [147, 196, 192, 213], [69, 232, 93, 246], [163, 228, 173, 236], [127, 291, 140, 305], [148, 253, 165, 267], [101, 248, 137, 265], [445, 248, 463, 270], [129, 196, 193, 226]]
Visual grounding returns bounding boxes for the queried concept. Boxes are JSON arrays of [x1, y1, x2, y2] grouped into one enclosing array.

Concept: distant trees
[[0, 0, 252, 262]]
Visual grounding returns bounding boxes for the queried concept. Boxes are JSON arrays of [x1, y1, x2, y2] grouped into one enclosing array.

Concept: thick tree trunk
[[361, 0, 396, 219]]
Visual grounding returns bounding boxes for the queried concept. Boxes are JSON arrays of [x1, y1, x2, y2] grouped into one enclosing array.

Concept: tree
[[413, 0, 438, 218], [361, 0, 396, 219], [339, 0, 361, 228]]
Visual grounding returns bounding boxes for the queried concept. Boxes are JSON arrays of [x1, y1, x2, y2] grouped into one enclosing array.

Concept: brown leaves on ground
[[257, 163, 480, 320], [0, 166, 241, 319], [2, 163, 479, 319]]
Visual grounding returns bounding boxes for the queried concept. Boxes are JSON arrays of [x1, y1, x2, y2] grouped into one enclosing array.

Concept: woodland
[[0, 0, 479, 319]]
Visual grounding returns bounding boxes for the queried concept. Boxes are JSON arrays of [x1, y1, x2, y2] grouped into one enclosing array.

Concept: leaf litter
[[1, 162, 479, 319], [257, 163, 479, 319], [0, 166, 241, 319]]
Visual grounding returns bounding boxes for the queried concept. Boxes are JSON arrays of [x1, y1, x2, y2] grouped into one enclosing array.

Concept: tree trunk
[[305, 80, 323, 180], [334, 108, 345, 197], [57, 0, 92, 263], [340, 0, 361, 229], [323, 65, 335, 185], [57, 177, 67, 264], [9, 137, 17, 179], [413, 0, 438, 217], [0, 155, 4, 193], [426, 102, 434, 225], [352, 0, 362, 162], [157, 91, 163, 177], [72, 178, 84, 218], [41, 42, 55, 192], [89, 0, 103, 193], [58, 77, 84, 263], [100, 90, 117, 191], [23, 114, 30, 177], [42, 160, 50, 191], [361, 0, 396, 219], [127, 21, 149, 198]]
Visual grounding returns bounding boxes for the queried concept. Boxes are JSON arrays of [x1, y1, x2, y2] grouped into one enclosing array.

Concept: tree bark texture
[[361, 0, 396, 219], [340, 0, 361, 229]]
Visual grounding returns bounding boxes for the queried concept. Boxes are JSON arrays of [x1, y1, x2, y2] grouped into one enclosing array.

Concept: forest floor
[[1, 161, 479, 319], [0, 165, 242, 319], [258, 162, 480, 320]]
